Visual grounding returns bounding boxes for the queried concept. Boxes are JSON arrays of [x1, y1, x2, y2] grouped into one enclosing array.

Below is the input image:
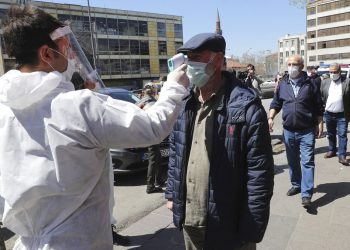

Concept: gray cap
[[177, 33, 226, 54]]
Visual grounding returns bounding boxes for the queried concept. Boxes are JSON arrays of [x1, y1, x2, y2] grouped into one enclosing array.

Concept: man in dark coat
[[269, 55, 324, 208], [165, 33, 274, 250]]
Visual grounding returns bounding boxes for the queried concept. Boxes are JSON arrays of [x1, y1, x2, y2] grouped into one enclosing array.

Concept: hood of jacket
[[0, 69, 66, 110]]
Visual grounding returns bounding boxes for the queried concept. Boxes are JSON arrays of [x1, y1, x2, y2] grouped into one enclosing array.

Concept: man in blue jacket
[[165, 33, 274, 250], [269, 55, 324, 208]]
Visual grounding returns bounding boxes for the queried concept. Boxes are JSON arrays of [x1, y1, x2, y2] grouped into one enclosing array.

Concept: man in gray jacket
[[321, 63, 350, 166]]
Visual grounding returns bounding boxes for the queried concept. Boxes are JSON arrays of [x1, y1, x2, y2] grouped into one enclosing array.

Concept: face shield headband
[[50, 26, 105, 90]]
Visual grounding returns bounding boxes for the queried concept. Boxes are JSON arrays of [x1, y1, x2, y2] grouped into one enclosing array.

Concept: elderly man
[[321, 63, 350, 166], [165, 33, 274, 250], [269, 55, 324, 208]]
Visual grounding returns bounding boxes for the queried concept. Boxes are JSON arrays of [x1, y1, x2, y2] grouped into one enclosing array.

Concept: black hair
[[247, 64, 255, 70], [2, 5, 63, 66]]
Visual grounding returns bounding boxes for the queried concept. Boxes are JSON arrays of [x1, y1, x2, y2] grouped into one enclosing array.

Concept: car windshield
[[317, 70, 348, 77], [107, 91, 140, 104]]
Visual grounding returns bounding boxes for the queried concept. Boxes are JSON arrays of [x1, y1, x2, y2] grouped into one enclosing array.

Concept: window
[[318, 38, 350, 49], [118, 19, 128, 35], [98, 39, 109, 53], [307, 7, 316, 15], [280, 42, 283, 48], [110, 59, 121, 75], [130, 40, 140, 55], [130, 59, 140, 74], [121, 59, 131, 74], [174, 24, 183, 38], [159, 59, 168, 73], [280, 52, 283, 58], [291, 51, 295, 55], [95, 17, 107, 34], [286, 51, 289, 57], [175, 42, 183, 51], [139, 21, 148, 36], [308, 31, 316, 39], [301, 40, 304, 45], [119, 40, 129, 55], [158, 41, 167, 55], [318, 0, 350, 13], [107, 19, 118, 35], [309, 56, 316, 62], [318, 25, 350, 37], [292, 40, 294, 46], [308, 43, 316, 50], [307, 19, 316, 27], [128, 20, 138, 36], [140, 59, 150, 74], [318, 12, 350, 25], [99, 59, 110, 75], [157, 22, 166, 37], [109, 39, 119, 54], [140, 40, 149, 55], [301, 50, 304, 56]]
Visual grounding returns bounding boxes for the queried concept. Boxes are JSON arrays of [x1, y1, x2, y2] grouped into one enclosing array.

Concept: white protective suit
[[0, 69, 187, 249]]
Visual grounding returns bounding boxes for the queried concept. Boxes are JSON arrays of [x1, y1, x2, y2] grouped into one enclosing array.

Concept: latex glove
[[167, 64, 189, 88]]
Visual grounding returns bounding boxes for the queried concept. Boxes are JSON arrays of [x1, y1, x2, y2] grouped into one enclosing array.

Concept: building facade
[[278, 34, 306, 73], [0, 0, 183, 88], [307, 0, 350, 66]]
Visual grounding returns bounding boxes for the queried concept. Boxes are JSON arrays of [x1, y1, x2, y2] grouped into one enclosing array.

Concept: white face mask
[[330, 73, 340, 81], [62, 59, 76, 82], [186, 54, 216, 88], [47, 48, 76, 82], [288, 65, 300, 79]]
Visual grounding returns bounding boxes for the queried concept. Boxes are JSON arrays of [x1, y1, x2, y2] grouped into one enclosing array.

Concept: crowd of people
[[0, 4, 349, 250]]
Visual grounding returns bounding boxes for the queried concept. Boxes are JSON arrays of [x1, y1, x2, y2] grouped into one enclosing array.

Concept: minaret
[[215, 9, 222, 35]]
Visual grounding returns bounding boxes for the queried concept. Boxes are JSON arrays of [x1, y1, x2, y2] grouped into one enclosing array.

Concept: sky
[[39, 0, 306, 57]]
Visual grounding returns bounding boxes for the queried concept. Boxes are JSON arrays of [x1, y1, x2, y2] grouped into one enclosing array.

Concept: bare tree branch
[[289, 0, 313, 9]]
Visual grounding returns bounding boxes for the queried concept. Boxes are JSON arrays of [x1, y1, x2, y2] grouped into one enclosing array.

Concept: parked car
[[98, 88, 170, 174], [260, 80, 275, 99]]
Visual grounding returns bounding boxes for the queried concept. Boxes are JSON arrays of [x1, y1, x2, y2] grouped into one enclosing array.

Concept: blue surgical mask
[[186, 55, 216, 88]]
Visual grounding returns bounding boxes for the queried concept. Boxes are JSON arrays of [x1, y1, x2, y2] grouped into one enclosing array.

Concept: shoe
[[146, 186, 163, 194], [111, 225, 129, 246], [339, 156, 349, 166], [324, 151, 337, 159], [286, 187, 301, 196], [301, 197, 311, 208]]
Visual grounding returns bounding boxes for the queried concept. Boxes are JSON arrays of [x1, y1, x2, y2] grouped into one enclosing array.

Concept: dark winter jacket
[[165, 71, 274, 248], [320, 76, 350, 121], [270, 72, 324, 131]]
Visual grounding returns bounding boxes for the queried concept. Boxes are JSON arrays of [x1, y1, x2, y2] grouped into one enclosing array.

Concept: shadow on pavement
[[125, 228, 184, 250], [307, 182, 350, 215], [274, 164, 288, 175], [314, 146, 329, 156], [114, 171, 147, 187]]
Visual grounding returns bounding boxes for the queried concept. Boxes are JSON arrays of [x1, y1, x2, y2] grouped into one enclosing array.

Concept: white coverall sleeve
[[101, 80, 187, 149]]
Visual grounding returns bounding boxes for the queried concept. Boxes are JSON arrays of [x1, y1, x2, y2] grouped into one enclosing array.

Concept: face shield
[[50, 26, 105, 90]]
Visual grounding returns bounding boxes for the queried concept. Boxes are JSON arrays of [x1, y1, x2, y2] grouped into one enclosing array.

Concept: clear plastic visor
[[50, 26, 105, 90]]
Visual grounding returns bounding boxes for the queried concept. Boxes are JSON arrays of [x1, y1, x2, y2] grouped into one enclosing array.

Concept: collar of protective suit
[[0, 69, 74, 109]]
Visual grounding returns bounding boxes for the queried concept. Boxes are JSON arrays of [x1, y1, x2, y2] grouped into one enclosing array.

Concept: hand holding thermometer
[[168, 53, 188, 72]]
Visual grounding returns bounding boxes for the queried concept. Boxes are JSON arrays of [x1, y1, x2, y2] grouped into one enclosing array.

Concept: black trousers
[[146, 144, 161, 188]]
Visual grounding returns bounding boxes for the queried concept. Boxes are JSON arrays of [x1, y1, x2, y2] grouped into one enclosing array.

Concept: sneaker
[[301, 197, 311, 208], [286, 187, 301, 196], [111, 225, 129, 246], [146, 186, 163, 194]]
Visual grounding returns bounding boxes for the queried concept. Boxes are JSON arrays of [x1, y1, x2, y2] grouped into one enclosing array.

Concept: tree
[[289, 0, 313, 9]]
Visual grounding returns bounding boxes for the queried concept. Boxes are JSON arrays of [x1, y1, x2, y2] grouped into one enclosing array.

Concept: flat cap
[[177, 33, 226, 54]]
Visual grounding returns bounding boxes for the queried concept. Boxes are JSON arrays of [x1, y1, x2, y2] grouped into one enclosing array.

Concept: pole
[[87, 0, 97, 69]]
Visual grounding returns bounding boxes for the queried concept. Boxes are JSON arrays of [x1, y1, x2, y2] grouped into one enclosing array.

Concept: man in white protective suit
[[0, 5, 189, 250]]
